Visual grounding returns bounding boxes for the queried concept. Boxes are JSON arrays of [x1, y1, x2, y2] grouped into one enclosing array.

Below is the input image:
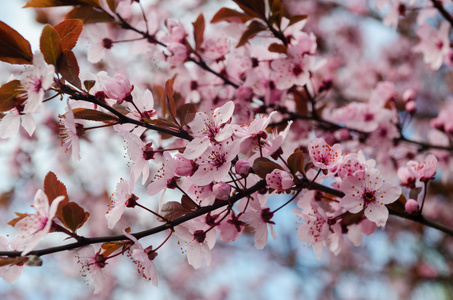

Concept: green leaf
[[0, 21, 33, 65], [211, 7, 253, 24], [72, 108, 118, 123], [58, 50, 81, 88], [252, 157, 283, 179], [54, 19, 83, 51], [236, 20, 267, 48], [0, 80, 24, 112], [40, 24, 62, 67], [192, 13, 205, 51], [61, 202, 90, 232]]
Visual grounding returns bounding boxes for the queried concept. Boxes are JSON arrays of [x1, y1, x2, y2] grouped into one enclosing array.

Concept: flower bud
[[235, 160, 250, 176], [405, 101, 416, 114], [405, 199, 419, 214], [213, 182, 231, 200], [402, 89, 416, 103], [104, 74, 133, 103]]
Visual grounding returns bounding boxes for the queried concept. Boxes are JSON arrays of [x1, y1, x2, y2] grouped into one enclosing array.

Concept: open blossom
[[75, 245, 106, 294], [407, 154, 437, 182], [309, 138, 343, 171], [106, 178, 136, 229], [270, 45, 311, 90], [0, 236, 27, 284], [123, 231, 158, 286], [14, 190, 65, 255], [21, 51, 55, 114], [174, 220, 216, 269], [59, 101, 82, 161], [341, 169, 402, 227], [0, 111, 36, 139], [241, 207, 276, 249], [266, 169, 294, 193], [413, 21, 451, 70]]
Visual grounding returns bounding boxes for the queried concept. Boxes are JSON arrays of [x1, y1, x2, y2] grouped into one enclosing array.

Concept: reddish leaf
[[181, 195, 198, 210], [176, 103, 197, 126], [252, 157, 283, 179], [160, 201, 192, 221], [236, 20, 267, 48], [192, 13, 205, 51], [60, 202, 90, 232], [58, 50, 81, 88], [66, 6, 113, 24], [153, 84, 167, 115], [101, 241, 128, 257], [72, 108, 118, 122], [83, 80, 95, 92], [7, 212, 30, 227], [165, 79, 178, 124], [44, 171, 69, 206], [0, 21, 33, 65], [146, 118, 180, 130], [288, 14, 308, 27], [0, 80, 24, 112], [24, 0, 99, 7], [40, 24, 62, 67], [287, 149, 305, 174], [0, 189, 14, 208], [54, 19, 83, 51], [232, 0, 265, 18], [268, 0, 285, 27], [268, 43, 287, 54], [211, 7, 253, 24]]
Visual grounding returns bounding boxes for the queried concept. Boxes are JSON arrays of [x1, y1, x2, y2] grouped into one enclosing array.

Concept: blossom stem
[[419, 181, 428, 214], [153, 230, 173, 252], [272, 189, 302, 214], [135, 203, 170, 223]]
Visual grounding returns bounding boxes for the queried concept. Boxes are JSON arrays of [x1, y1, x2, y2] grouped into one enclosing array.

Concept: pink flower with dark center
[[106, 178, 136, 229], [75, 245, 107, 294], [14, 190, 65, 255], [309, 138, 343, 171], [58, 101, 83, 161], [407, 154, 437, 182], [413, 21, 451, 70], [341, 169, 402, 227]]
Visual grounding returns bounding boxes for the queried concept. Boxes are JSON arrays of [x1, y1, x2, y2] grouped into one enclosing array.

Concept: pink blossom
[[270, 45, 311, 90], [241, 207, 276, 249], [14, 190, 65, 255], [123, 231, 158, 286], [75, 245, 106, 294], [201, 33, 231, 60], [161, 19, 186, 43], [58, 101, 82, 161], [407, 154, 437, 182], [106, 178, 136, 229], [341, 169, 402, 227], [21, 51, 55, 114], [173, 221, 216, 269], [103, 74, 133, 103], [166, 43, 188, 66], [397, 166, 416, 188], [266, 169, 293, 193], [121, 132, 152, 184], [188, 140, 241, 186], [0, 111, 36, 139], [413, 21, 451, 70], [0, 236, 27, 284], [235, 160, 251, 177], [86, 23, 115, 64], [309, 138, 343, 171]]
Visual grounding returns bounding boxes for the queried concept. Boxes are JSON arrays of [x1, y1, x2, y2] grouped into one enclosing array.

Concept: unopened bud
[[213, 182, 231, 200], [235, 160, 251, 176], [405, 199, 419, 214]]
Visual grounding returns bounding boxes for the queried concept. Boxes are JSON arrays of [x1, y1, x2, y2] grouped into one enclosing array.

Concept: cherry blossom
[[75, 245, 106, 294], [14, 190, 65, 255], [407, 154, 437, 182], [123, 231, 158, 286], [413, 21, 451, 70], [241, 207, 276, 250], [0, 236, 27, 284], [341, 169, 402, 227], [270, 45, 311, 90], [0, 110, 35, 139], [265, 169, 294, 193], [309, 138, 343, 171], [173, 220, 216, 269], [106, 177, 136, 229], [405, 199, 419, 214], [103, 74, 133, 103], [20, 51, 55, 114], [58, 101, 82, 161]]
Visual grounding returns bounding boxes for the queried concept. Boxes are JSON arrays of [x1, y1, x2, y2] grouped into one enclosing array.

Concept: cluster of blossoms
[[0, 0, 451, 296]]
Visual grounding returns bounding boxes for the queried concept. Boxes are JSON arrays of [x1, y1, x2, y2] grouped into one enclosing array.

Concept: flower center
[[362, 189, 376, 205]]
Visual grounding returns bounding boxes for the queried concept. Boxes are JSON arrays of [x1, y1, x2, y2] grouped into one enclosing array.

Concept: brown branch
[[431, 0, 453, 27]]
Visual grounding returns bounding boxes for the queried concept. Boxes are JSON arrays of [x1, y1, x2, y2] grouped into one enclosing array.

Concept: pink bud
[[175, 154, 197, 177], [405, 101, 416, 114], [402, 89, 416, 102], [405, 199, 419, 214], [213, 182, 231, 200], [104, 74, 133, 103], [445, 122, 453, 135], [235, 160, 250, 176], [334, 128, 350, 141], [430, 118, 444, 131]]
